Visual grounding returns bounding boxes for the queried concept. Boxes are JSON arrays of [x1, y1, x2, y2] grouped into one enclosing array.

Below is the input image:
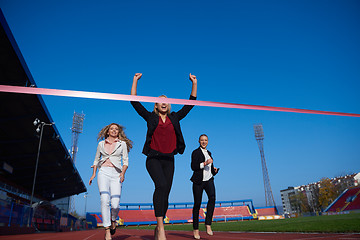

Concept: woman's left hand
[[89, 175, 95, 185], [189, 73, 197, 83]]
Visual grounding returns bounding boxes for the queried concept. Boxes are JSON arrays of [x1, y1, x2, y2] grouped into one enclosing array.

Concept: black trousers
[[146, 155, 174, 218], [192, 178, 216, 230]]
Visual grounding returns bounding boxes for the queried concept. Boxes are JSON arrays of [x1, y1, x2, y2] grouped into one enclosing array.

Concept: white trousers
[[97, 166, 122, 227]]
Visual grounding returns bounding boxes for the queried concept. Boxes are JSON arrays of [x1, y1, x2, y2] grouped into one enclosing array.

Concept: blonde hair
[[153, 95, 171, 115], [97, 123, 133, 152]]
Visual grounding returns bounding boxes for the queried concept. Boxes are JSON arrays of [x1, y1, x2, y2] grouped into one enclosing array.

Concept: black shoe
[[110, 221, 116, 235]]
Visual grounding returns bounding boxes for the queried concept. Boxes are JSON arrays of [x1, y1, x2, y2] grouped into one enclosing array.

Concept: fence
[[0, 198, 33, 228], [88, 199, 256, 226]]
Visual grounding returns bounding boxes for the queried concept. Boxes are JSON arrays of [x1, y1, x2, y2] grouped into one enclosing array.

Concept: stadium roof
[[0, 9, 87, 201]]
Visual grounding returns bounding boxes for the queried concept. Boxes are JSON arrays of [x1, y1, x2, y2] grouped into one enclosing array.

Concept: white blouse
[[200, 148, 213, 181]]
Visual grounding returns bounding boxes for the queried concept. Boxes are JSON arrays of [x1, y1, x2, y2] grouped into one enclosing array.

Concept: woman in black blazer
[[190, 134, 219, 239], [131, 73, 197, 240]]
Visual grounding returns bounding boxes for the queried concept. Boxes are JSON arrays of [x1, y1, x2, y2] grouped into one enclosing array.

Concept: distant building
[[280, 186, 300, 215], [280, 172, 359, 215]]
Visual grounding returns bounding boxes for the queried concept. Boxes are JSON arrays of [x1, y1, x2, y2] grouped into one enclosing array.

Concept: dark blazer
[[130, 95, 196, 156], [190, 147, 218, 184]]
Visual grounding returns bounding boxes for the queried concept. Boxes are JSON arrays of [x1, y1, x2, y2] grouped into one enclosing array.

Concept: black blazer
[[190, 147, 218, 184], [130, 95, 196, 156]]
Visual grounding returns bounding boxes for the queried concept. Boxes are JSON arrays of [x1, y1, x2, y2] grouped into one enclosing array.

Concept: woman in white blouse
[[190, 134, 219, 239], [89, 123, 132, 240]]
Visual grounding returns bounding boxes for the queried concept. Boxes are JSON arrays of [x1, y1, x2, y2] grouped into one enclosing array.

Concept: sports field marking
[[82, 233, 97, 240]]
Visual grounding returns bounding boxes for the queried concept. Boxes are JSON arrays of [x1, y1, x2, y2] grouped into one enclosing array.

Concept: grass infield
[[124, 212, 360, 233]]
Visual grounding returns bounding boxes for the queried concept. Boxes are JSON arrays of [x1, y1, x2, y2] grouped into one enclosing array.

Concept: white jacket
[[92, 140, 128, 171]]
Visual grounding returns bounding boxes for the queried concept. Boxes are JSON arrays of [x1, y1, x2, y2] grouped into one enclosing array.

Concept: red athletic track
[[1, 229, 359, 240]]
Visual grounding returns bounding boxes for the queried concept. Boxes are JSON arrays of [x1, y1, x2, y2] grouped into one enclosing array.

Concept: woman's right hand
[[205, 158, 213, 165], [133, 73, 142, 82]]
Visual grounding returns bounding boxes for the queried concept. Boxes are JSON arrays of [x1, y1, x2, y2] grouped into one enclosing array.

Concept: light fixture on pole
[[28, 118, 54, 226]]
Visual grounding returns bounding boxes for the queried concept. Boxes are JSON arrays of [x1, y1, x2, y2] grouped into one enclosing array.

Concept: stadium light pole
[[69, 112, 85, 214], [84, 192, 88, 217], [254, 124, 276, 207], [28, 118, 54, 226]]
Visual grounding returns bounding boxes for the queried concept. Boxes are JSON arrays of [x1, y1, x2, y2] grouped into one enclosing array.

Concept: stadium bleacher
[[0, 9, 87, 234], [213, 206, 253, 222], [324, 187, 360, 212], [255, 206, 278, 216], [343, 189, 360, 211], [166, 208, 193, 223]]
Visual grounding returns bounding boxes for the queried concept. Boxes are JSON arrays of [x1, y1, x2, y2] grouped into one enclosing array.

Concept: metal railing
[[0, 199, 33, 227], [213, 214, 244, 222]]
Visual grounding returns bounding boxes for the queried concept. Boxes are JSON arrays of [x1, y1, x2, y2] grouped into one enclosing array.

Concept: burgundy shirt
[[150, 116, 177, 154]]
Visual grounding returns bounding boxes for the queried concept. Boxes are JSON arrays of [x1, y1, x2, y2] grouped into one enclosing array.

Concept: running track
[[1, 229, 360, 240]]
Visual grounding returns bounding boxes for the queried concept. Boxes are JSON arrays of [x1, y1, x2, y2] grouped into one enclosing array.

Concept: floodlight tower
[[71, 112, 85, 163], [254, 124, 276, 207], [69, 112, 85, 214]]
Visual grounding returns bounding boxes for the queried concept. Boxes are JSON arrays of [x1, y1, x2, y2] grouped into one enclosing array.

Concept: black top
[[130, 95, 196, 156], [190, 147, 218, 184]]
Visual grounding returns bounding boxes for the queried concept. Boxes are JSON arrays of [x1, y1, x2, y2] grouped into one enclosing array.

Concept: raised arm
[[189, 73, 197, 97], [130, 73, 151, 120], [131, 73, 142, 96], [176, 74, 198, 120]]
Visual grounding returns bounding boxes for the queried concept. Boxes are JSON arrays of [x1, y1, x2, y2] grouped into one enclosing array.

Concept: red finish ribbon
[[0, 84, 359, 117]]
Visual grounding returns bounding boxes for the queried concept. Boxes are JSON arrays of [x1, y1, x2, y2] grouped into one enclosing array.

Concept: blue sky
[[1, 0, 359, 214]]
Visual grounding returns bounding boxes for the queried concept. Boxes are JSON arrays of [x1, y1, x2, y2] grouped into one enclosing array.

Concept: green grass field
[[125, 212, 360, 233]]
